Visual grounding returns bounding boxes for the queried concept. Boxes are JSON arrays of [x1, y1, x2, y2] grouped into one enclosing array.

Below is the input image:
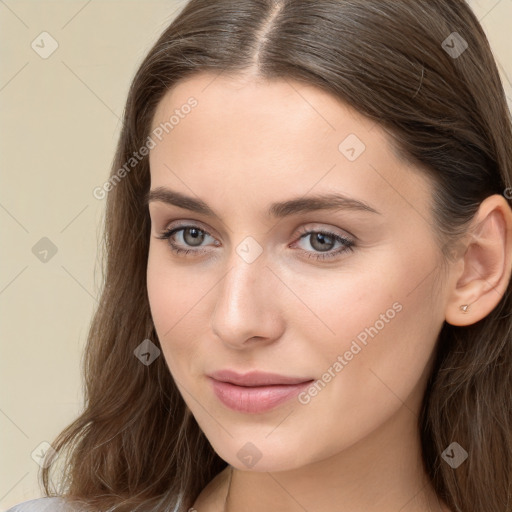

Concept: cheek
[[147, 233, 442, 400], [310, 247, 443, 415], [146, 247, 206, 372], [287, 255, 442, 458]]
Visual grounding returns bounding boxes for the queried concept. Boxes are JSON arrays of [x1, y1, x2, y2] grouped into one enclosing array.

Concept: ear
[[445, 194, 512, 327]]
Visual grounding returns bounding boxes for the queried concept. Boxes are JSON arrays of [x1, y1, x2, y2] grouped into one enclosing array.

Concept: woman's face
[[146, 72, 450, 472]]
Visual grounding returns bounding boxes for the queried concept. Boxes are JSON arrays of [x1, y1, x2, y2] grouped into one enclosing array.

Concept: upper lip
[[208, 369, 314, 387]]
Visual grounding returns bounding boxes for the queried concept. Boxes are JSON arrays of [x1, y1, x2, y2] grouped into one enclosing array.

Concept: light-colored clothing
[[5, 497, 77, 512], [5, 496, 183, 512]]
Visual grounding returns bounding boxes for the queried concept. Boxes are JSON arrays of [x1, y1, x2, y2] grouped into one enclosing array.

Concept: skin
[[146, 72, 512, 512]]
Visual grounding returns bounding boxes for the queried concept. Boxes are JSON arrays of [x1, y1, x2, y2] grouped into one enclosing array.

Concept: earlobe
[[444, 194, 512, 327]]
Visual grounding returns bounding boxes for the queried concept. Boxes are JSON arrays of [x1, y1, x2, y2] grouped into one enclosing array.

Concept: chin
[[205, 431, 318, 473], [224, 451, 304, 473]]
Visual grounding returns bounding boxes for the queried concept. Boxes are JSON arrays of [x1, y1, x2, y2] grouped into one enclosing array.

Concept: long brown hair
[[41, 1, 512, 511]]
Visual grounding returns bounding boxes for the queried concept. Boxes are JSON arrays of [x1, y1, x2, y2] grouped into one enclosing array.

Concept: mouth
[[208, 370, 314, 413]]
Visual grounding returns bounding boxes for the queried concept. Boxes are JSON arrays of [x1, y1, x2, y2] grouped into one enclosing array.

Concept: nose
[[210, 247, 285, 350]]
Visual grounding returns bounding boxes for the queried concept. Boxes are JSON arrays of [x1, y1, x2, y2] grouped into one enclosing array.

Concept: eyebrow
[[144, 187, 381, 219]]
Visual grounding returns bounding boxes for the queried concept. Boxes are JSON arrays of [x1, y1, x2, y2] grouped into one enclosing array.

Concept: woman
[[8, 1, 512, 511]]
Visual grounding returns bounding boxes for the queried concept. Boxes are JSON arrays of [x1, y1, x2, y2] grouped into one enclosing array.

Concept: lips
[[209, 369, 313, 386], [208, 369, 314, 413]]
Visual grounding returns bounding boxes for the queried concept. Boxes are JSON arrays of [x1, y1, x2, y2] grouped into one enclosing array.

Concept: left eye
[[293, 230, 355, 260], [156, 225, 355, 261]]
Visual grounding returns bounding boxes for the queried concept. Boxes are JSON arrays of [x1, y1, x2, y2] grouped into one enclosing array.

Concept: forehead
[[148, 72, 434, 224], [151, 72, 374, 138]]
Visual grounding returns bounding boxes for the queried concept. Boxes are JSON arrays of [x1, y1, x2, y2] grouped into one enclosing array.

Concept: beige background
[[0, 0, 511, 510]]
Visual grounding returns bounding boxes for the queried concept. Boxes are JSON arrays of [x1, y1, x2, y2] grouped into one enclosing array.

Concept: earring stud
[[460, 304, 469, 313]]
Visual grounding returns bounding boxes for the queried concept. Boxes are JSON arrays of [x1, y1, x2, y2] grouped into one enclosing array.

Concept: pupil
[[186, 228, 203, 246], [313, 233, 333, 251]]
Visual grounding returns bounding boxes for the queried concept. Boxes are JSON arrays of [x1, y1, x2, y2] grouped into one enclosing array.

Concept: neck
[[223, 403, 445, 512]]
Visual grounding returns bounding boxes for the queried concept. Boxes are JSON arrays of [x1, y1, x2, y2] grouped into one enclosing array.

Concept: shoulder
[[5, 497, 80, 512]]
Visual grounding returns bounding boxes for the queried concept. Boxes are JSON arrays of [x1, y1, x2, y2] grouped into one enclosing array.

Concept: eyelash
[[156, 224, 355, 261]]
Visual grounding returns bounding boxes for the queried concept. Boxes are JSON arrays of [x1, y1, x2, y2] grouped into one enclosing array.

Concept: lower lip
[[209, 378, 313, 413]]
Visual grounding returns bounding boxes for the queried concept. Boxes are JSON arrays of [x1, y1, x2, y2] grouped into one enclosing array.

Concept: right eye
[[156, 225, 219, 256]]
